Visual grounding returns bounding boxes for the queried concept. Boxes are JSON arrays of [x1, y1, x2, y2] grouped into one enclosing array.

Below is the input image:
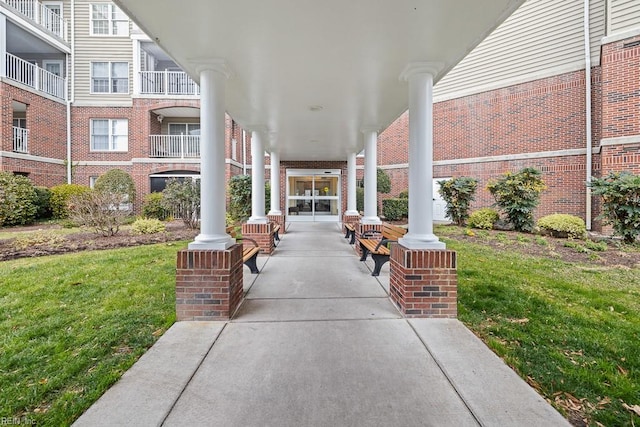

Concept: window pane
[[168, 124, 187, 135], [111, 62, 128, 77], [92, 78, 109, 93], [92, 119, 108, 135], [188, 124, 200, 135], [112, 119, 128, 136], [112, 6, 127, 20], [92, 135, 109, 150], [112, 79, 128, 93], [91, 4, 108, 20], [92, 62, 108, 77], [112, 20, 128, 35]]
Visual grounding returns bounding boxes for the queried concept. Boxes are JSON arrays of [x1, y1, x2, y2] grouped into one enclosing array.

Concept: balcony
[[13, 126, 28, 153], [5, 53, 66, 99], [139, 71, 200, 96], [1, 0, 68, 41], [149, 135, 200, 158]]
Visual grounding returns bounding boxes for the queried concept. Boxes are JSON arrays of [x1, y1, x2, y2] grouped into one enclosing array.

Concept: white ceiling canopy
[[115, 0, 524, 161]]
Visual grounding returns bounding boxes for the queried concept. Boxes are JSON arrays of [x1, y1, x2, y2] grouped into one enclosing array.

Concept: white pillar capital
[[190, 58, 234, 79], [399, 61, 444, 81]]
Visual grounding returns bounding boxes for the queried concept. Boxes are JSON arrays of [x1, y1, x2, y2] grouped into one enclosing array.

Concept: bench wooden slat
[[356, 223, 407, 276]]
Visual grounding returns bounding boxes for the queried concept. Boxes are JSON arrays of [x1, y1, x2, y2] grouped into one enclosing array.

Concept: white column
[[398, 63, 445, 249], [361, 129, 381, 224], [268, 151, 282, 215], [248, 130, 268, 223], [189, 65, 234, 250], [345, 152, 359, 216]]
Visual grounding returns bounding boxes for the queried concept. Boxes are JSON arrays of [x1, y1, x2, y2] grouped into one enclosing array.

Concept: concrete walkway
[[74, 222, 570, 427]]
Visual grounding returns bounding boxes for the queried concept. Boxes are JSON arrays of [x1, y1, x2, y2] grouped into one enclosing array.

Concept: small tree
[[590, 171, 640, 243], [487, 167, 546, 232], [377, 168, 391, 194], [162, 179, 200, 229], [142, 193, 170, 220], [68, 190, 130, 236], [94, 169, 136, 209], [0, 172, 38, 226], [228, 175, 252, 223], [438, 177, 478, 226]]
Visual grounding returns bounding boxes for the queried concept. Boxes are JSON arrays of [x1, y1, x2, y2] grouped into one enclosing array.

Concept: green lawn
[[0, 242, 183, 426], [445, 236, 640, 426], [1, 234, 639, 426]]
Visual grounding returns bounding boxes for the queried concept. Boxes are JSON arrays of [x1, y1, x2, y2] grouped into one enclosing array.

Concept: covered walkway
[[74, 223, 569, 426]]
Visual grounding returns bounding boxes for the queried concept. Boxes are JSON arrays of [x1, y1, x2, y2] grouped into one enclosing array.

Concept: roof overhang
[[115, 0, 525, 161]]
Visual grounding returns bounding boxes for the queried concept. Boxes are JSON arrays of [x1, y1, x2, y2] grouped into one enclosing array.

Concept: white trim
[[76, 160, 132, 166], [133, 158, 201, 164], [0, 77, 67, 104], [90, 61, 130, 95], [70, 99, 132, 107], [601, 27, 640, 45], [0, 151, 65, 164], [599, 135, 640, 147]]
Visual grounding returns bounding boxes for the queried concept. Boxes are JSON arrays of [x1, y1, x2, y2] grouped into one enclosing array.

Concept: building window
[[168, 123, 200, 136], [89, 176, 99, 188], [90, 119, 128, 151], [90, 3, 128, 36], [91, 62, 128, 93]]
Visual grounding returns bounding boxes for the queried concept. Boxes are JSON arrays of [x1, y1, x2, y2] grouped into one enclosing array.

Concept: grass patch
[[0, 242, 183, 425], [0, 227, 81, 241], [445, 237, 640, 426]]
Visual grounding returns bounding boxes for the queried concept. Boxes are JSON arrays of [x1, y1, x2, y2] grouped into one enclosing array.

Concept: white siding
[[73, 0, 133, 105], [609, 0, 640, 35], [434, 0, 606, 101]]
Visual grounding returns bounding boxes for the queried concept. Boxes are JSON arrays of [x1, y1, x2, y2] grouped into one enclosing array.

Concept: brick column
[[355, 222, 382, 256], [390, 245, 457, 318], [242, 222, 275, 254], [268, 213, 285, 235], [176, 246, 243, 321]]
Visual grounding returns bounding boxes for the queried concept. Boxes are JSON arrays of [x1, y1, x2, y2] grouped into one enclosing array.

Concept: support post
[[361, 129, 381, 224], [248, 130, 268, 224]]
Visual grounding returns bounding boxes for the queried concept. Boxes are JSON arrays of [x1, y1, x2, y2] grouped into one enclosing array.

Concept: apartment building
[[2, 0, 639, 230]]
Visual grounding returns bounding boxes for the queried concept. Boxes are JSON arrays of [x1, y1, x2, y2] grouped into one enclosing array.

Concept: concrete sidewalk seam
[[159, 323, 229, 427]]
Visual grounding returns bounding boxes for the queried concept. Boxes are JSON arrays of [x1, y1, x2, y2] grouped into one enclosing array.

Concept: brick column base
[[390, 245, 458, 318], [267, 214, 285, 235], [355, 222, 382, 256], [176, 246, 243, 321], [242, 222, 275, 254]]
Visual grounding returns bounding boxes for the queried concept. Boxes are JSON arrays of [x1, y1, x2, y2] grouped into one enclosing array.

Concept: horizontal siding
[[434, 0, 606, 101], [73, 0, 133, 105], [609, 0, 640, 34]]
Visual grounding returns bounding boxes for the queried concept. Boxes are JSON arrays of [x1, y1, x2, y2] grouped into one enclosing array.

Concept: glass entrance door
[[287, 170, 340, 222]]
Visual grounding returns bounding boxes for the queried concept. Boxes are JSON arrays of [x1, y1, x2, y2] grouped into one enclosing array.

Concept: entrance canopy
[[115, 0, 523, 161]]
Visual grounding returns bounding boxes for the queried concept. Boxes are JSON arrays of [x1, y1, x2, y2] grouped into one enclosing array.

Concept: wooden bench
[[226, 226, 261, 274], [358, 223, 407, 276], [344, 223, 356, 244], [272, 223, 281, 246]]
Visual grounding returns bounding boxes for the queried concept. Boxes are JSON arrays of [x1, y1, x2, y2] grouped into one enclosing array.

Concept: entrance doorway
[[286, 169, 340, 222]]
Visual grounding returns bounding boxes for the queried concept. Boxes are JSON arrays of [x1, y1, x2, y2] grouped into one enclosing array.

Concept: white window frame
[[90, 118, 128, 152], [91, 62, 129, 94], [90, 3, 129, 36]]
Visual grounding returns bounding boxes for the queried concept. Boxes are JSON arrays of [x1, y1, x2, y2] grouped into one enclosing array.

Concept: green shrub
[[33, 186, 53, 220], [132, 217, 166, 234], [467, 208, 500, 230], [162, 179, 200, 229], [537, 214, 586, 239], [228, 175, 251, 223], [487, 167, 546, 232], [590, 171, 640, 243], [438, 177, 478, 226], [50, 184, 90, 219], [584, 240, 607, 252], [94, 169, 136, 209], [377, 168, 391, 194], [398, 190, 408, 199], [382, 198, 408, 221], [564, 241, 589, 253], [356, 187, 364, 212], [142, 193, 170, 220], [0, 172, 38, 226]]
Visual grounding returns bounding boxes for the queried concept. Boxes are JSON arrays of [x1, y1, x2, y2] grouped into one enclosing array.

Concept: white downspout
[[66, 0, 76, 184], [242, 129, 247, 175], [584, 0, 592, 230]]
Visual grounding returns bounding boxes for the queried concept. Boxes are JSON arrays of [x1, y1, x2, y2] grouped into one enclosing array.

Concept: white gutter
[[584, 0, 592, 230], [66, 0, 76, 184]]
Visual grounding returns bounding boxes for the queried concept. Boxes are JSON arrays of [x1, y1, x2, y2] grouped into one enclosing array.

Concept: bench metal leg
[[371, 254, 389, 276], [349, 231, 356, 245], [359, 243, 370, 261], [344, 227, 350, 239], [244, 255, 260, 274]]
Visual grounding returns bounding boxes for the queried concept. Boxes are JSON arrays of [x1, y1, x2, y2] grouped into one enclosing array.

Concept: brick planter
[[176, 246, 244, 321], [242, 222, 275, 254], [390, 245, 457, 318], [354, 222, 382, 256]]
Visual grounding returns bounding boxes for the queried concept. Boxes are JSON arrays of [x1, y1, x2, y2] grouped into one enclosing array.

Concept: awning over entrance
[[113, 0, 524, 161]]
